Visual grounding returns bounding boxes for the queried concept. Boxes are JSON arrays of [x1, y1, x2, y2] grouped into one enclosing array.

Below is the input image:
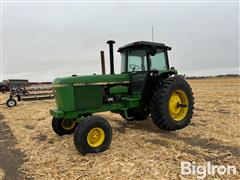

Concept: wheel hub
[[9, 101, 15, 106], [87, 127, 105, 147], [61, 119, 76, 130], [168, 90, 189, 121]]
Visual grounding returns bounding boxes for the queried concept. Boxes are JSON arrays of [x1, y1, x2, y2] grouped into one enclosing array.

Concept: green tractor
[[50, 40, 194, 155]]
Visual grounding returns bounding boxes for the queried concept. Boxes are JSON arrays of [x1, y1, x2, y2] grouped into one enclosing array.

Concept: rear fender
[[158, 69, 177, 78]]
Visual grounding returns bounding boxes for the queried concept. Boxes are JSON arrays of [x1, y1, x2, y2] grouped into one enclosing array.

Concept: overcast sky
[[1, 1, 239, 82]]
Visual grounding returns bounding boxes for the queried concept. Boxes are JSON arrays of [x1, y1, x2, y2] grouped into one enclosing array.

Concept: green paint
[[75, 86, 103, 109], [53, 74, 129, 86], [109, 85, 128, 94], [50, 96, 140, 119], [50, 41, 178, 121], [53, 86, 75, 112]]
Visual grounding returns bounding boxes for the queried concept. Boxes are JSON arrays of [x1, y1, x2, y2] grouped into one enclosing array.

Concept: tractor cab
[[118, 41, 172, 74], [118, 41, 175, 95]]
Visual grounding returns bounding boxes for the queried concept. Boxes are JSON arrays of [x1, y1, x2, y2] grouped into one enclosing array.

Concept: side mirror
[[170, 67, 175, 70]]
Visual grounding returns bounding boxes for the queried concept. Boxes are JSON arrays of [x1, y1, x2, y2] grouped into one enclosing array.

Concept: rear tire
[[150, 76, 194, 131], [74, 116, 112, 155], [52, 118, 77, 136]]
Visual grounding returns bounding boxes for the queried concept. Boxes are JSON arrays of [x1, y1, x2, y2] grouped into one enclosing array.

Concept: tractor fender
[[158, 69, 177, 78]]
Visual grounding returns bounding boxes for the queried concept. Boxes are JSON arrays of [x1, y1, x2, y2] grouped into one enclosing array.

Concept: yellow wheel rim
[[87, 127, 105, 147], [168, 90, 189, 121], [61, 119, 76, 130]]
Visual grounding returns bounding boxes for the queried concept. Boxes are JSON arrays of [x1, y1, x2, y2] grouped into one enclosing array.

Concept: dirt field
[[0, 169, 4, 180], [0, 77, 239, 180]]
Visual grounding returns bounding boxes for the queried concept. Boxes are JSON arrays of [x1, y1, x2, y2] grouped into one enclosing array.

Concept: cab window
[[127, 50, 147, 72], [150, 49, 168, 71], [121, 52, 127, 73]]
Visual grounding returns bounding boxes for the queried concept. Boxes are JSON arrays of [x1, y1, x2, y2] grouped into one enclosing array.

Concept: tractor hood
[[52, 74, 130, 88]]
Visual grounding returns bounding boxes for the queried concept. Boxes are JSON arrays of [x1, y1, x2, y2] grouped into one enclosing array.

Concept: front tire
[[150, 76, 194, 131], [74, 116, 112, 155], [52, 118, 77, 136]]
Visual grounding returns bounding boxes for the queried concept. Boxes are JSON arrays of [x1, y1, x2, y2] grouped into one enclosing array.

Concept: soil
[[0, 113, 27, 180], [0, 77, 239, 179]]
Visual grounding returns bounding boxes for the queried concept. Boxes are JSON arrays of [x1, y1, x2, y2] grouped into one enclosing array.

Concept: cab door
[[125, 49, 148, 95]]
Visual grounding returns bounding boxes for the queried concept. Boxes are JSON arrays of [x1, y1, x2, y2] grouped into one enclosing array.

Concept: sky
[[0, 1, 239, 82]]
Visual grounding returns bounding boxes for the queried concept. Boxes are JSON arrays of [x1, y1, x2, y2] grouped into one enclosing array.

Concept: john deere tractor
[[50, 40, 194, 155]]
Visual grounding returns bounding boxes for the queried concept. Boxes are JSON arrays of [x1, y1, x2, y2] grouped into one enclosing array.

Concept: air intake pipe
[[106, 40, 115, 74], [100, 51, 106, 75]]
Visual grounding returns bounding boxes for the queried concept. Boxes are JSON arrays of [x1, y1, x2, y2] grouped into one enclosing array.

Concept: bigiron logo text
[[181, 161, 238, 179]]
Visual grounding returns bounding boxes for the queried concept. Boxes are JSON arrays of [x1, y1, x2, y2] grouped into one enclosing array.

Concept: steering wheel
[[129, 64, 140, 71]]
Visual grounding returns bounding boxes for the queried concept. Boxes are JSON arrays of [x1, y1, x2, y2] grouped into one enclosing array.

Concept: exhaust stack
[[100, 51, 106, 75], [106, 40, 115, 74]]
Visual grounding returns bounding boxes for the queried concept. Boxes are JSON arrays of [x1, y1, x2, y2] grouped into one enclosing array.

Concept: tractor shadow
[[0, 112, 30, 180], [111, 117, 240, 161], [112, 117, 161, 134]]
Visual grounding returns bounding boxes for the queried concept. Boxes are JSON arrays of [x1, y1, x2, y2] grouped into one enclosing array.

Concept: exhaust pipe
[[106, 40, 115, 74], [100, 51, 106, 75]]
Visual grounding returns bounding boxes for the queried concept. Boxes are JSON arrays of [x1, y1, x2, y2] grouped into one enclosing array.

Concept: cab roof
[[117, 41, 171, 52]]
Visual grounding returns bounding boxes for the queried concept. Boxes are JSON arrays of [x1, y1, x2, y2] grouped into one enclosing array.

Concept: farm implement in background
[[2, 80, 54, 107]]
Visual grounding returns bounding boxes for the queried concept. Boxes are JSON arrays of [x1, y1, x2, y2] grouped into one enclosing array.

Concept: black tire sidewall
[[163, 81, 193, 127], [150, 77, 194, 131], [52, 118, 77, 136], [74, 116, 112, 154], [6, 99, 17, 107]]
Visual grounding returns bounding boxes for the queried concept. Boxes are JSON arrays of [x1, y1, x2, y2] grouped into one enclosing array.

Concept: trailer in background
[[2, 79, 54, 107]]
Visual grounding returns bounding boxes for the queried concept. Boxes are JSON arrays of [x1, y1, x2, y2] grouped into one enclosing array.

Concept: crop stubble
[[0, 77, 239, 179]]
